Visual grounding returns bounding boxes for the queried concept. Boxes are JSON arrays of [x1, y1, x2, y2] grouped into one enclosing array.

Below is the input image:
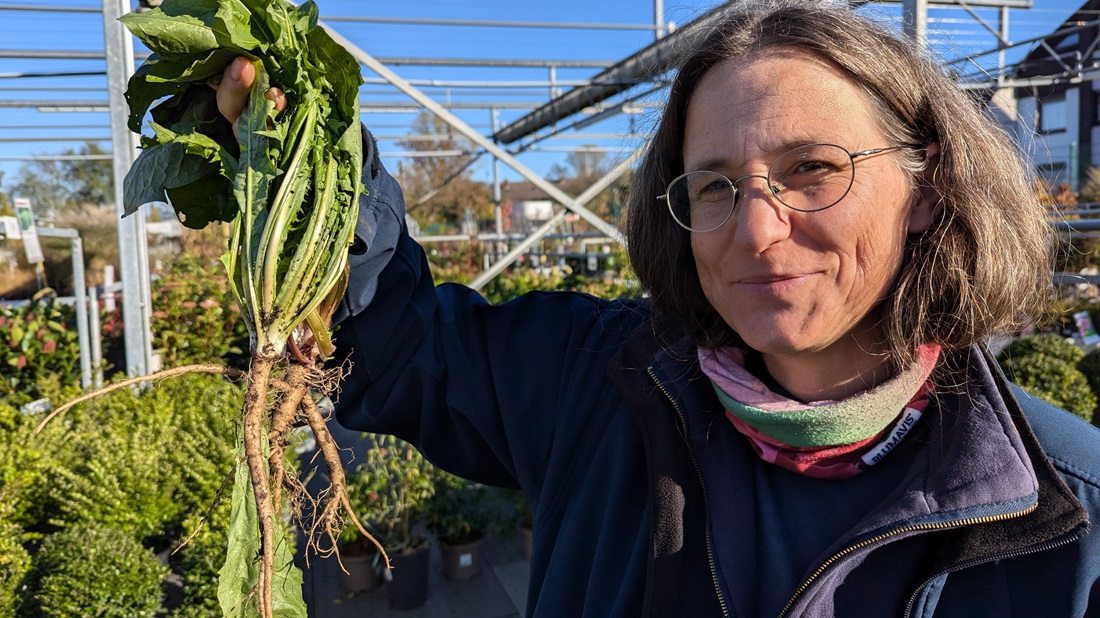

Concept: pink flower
[[43, 340, 56, 353], [15, 355, 26, 369]]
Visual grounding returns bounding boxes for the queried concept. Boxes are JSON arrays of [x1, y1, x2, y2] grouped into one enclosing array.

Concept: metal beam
[[492, 1, 740, 145], [37, 227, 91, 388], [468, 146, 642, 289], [319, 20, 622, 240], [102, 0, 154, 377], [0, 48, 612, 69], [852, 0, 1031, 7], [902, 0, 928, 48], [320, 15, 658, 32], [0, 3, 101, 12]]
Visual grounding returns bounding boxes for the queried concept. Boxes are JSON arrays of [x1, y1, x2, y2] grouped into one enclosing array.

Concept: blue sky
[[0, 0, 1091, 189]]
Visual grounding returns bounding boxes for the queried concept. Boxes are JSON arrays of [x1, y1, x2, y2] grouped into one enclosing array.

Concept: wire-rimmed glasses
[[659, 143, 910, 233]]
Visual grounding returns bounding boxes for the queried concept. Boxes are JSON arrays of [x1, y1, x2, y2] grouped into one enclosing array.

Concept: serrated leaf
[[218, 434, 306, 618]]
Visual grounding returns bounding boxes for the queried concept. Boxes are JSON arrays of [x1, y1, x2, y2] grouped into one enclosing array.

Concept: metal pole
[[902, 0, 928, 49], [491, 108, 505, 259], [997, 6, 1009, 87], [654, 0, 665, 39], [36, 227, 91, 388], [103, 0, 153, 376], [71, 235, 91, 388], [89, 284, 103, 388]]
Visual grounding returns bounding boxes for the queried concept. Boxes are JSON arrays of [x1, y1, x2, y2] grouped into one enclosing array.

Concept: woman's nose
[[730, 177, 792, 253]]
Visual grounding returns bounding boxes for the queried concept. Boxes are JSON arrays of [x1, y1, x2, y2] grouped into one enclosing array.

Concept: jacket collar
[[610, 324, 1089, 615]]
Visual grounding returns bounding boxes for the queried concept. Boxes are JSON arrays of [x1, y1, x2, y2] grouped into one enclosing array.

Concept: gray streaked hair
[[624, 0, 1052, 369]]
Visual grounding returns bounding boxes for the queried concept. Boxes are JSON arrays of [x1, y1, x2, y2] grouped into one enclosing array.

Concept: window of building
[[1041, 97, 1068, 132]]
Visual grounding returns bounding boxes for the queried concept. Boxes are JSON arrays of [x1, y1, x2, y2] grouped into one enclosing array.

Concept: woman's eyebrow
[[685, 140, 821, 174]]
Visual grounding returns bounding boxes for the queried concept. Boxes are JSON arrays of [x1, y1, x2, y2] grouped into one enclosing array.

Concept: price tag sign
[[14, 198, 44, 264], [1074, 310, 1100, 347]]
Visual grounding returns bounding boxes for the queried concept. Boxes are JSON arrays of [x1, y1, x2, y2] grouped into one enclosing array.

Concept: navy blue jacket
[[331, 135, 1100, 616]]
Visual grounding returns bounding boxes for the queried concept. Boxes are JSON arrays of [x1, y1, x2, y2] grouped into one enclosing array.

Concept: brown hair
[[624, 1, 1053, 367]]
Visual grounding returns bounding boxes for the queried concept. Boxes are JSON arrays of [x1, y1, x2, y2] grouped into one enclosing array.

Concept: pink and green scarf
[[698, 344, 940, 480]]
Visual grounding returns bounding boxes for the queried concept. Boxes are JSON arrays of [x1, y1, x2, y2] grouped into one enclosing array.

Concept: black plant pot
[[440, 535, 483, 580], [387, 544, 431, 610], [340, 550, 382, 594]]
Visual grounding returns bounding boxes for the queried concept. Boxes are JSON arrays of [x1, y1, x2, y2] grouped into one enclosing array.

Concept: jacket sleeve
[[327, 130, 647, 493]]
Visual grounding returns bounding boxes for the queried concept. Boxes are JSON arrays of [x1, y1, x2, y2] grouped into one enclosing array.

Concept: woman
[[214, 1, 1100, 615]]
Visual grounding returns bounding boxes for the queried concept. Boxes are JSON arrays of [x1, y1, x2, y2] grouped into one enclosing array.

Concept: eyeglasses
[[659, 143, 910, 233]]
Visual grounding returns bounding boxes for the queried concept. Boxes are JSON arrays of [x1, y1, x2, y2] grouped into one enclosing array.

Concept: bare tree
[[9, 142, 114, 217], [395, 113, 492, 231]]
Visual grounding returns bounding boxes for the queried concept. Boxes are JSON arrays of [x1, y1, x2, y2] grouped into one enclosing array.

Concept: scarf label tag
[[860, 407, 923, 467]]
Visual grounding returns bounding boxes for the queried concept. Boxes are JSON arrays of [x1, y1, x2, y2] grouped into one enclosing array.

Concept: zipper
[[647, 366, 732, 618], [776, 503, 1037, 618], [901, 525, 1085, 618]]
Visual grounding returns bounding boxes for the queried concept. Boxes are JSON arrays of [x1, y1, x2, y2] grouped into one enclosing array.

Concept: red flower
[[15, 355, 26, 369], [43, 340, 56, 353]]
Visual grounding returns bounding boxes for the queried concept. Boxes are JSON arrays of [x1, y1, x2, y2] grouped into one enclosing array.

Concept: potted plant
[[509, 489, 534, 561], [339, 462, 385, 595], [425, 470, 510, 580], [354, 433, 436, 609]]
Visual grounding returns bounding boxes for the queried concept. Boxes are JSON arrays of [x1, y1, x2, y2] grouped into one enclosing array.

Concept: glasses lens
[[769, 144, 855, 212], [667, 170, 735, 232]]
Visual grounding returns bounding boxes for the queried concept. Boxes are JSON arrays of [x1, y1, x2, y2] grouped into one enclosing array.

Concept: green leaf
[[144, 47, 242, 84], [124, 56, 188, 133], [149, 85, 236, 148], [120, 3, 225, 58], [166, 172, 236, 229], [218, 433, 306, 618], [123, 141, 220, 218]]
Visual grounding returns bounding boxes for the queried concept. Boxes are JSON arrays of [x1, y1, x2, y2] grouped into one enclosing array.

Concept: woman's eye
[[791, 160, 834, 176], [698, 181, 731, 197]]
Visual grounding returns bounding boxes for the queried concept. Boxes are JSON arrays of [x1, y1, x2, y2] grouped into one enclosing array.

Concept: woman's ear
[[908, 142, 942, 234]]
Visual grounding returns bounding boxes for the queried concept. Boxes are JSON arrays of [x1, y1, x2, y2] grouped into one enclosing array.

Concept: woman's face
[[685, 49, 933, 370]]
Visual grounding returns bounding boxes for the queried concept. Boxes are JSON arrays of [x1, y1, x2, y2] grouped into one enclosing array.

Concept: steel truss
[[4, 0, 1097, 374]]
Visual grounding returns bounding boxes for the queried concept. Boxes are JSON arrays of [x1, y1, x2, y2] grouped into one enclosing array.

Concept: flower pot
[[440, 536, 483, 580], [340, 551, 382, 594], [387, 544, 431, 610]]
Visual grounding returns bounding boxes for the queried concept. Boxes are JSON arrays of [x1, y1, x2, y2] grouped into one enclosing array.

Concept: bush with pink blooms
[[0, 292, 81, 405]]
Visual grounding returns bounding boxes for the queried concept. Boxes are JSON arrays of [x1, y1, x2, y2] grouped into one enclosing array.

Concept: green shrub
[[424, 470, 512, 544], [0, 291, 81, 406], [150, 256, 249, 368], [997, 333, 1085, 366], [1078, 348, 1100, 394], [1001, 354, 1096, 422], [169, 505, 230, 618], [32, 374, 239, 546], [0, 517, 30, 618], [26, 523, 167, 617]]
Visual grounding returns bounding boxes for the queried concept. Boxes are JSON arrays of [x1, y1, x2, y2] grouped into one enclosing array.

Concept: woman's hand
[[213, 56, 287, 138]]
